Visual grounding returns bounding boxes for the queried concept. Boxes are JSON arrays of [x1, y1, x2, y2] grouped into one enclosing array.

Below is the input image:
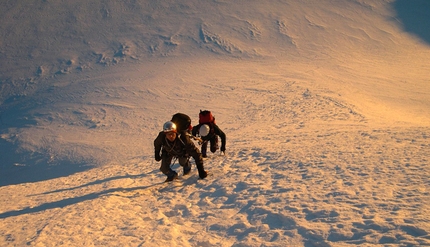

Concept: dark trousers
[[159, 155, 191, 177], [201, 136, 218, 156]]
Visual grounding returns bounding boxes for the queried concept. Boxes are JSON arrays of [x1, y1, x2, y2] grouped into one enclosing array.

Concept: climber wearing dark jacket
[[192, 122, 226, 157], [154, 121, 207, 181]]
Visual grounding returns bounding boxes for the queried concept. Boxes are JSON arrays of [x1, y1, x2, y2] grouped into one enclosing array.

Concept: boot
[[201, 147, 207, 158], [183, 165, 191, 175], [198, 170, 208, 179], [165, 171, 178, 182]]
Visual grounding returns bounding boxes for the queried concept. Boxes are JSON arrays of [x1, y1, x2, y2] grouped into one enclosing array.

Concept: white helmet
[[199, 124, 210, 137]]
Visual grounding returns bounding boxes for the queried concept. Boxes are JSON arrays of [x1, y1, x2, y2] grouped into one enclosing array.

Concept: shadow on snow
[[0, 180, 163, 219], [0, 139, 93, 187], [392, 0, 430, 45], [0, 99, 94, 187]]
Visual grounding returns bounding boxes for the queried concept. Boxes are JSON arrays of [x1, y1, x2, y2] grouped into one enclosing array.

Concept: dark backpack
[[199, 110, 216, 125], [171, 113, 192, 133]]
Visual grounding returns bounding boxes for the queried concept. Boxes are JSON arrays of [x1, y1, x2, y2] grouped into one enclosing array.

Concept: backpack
[[171, 113, 192, 133], [199, 110, 216, 125]]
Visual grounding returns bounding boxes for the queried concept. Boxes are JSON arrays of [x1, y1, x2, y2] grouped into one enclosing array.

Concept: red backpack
[[199, 110, 216, 125]]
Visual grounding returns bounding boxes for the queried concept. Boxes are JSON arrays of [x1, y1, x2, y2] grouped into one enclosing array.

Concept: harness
[[163, 133, 186, 157], [163, 134, 191, 167]]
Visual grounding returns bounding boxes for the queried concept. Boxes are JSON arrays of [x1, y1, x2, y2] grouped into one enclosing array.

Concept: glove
[[155, 153, 161, 162]]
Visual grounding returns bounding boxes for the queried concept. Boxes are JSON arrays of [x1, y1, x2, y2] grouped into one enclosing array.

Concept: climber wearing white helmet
[[192, 110, 226, 158]]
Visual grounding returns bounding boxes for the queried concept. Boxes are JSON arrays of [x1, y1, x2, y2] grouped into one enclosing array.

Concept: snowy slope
[[1, 0, 429, 246]]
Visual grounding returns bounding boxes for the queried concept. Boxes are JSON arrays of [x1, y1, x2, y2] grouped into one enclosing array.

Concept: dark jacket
[[192, 123, 226, 151], [154, 131, 203, 165]]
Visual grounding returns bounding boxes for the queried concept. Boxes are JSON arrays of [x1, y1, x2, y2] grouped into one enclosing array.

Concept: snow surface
[[1, 0, 429, 246]]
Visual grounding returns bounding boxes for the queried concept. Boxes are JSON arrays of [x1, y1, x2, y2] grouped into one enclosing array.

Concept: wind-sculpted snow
[[1, 59, 429, 245], [0, 0, 429, 246], [1, 127, 429, 246]]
